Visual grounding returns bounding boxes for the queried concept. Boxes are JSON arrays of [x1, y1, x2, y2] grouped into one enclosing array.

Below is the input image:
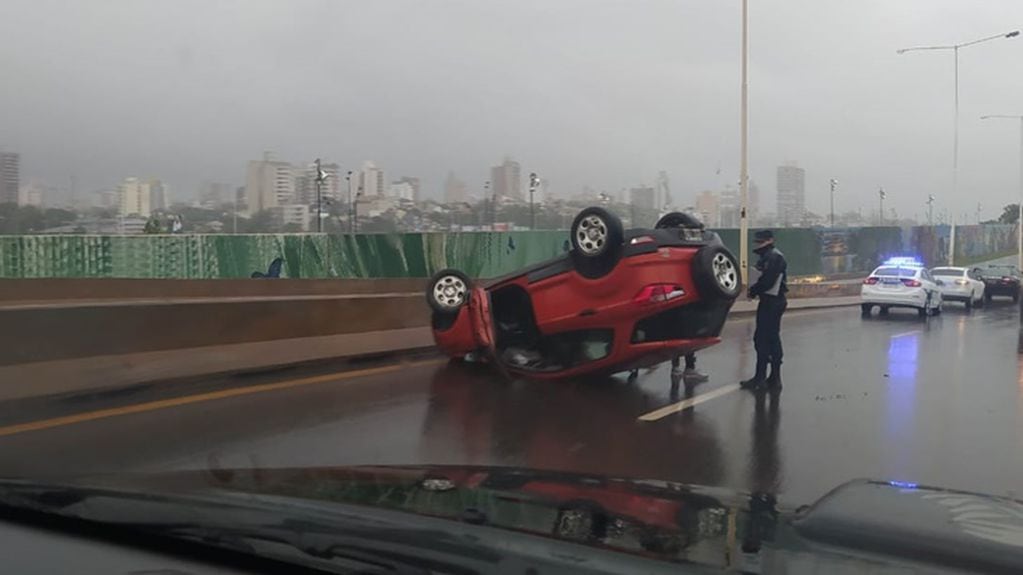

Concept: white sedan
[[930, 266, 985, 310], [861, 259, 943, 318]]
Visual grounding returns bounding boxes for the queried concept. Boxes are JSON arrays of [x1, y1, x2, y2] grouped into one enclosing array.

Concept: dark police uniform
[[744, 236, 788, 387]]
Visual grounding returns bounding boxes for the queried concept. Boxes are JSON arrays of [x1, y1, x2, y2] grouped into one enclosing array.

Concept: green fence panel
[[0, 225, 1014, 279]]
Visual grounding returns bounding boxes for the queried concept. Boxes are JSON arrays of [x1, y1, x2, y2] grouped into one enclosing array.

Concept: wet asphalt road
[[0, 299, 1019, 506]]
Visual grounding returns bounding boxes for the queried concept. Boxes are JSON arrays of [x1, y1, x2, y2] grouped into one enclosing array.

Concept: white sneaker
[[683, 368, 709, 383]]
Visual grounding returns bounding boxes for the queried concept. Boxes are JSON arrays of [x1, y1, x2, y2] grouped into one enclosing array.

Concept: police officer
[[741, 230, 788, 390]]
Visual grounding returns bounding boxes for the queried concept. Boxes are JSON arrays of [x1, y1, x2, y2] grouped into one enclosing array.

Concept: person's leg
[[681, 352, 708, 383], [742, 301, 771, 388], [765, 298, 786, 385]]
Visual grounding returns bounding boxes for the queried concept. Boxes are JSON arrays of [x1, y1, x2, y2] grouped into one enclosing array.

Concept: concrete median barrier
[[0, 275, 861, 403]]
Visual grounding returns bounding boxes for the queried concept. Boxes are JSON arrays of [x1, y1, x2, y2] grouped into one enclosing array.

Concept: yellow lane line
[[637, 384, 742, 421], [0, 359, 442, 438]]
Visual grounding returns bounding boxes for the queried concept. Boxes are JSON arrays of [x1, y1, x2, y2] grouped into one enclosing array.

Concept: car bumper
[[984, 283, 1019, 297], [861, 287, 928, 307], [938, 286, 973, 301]]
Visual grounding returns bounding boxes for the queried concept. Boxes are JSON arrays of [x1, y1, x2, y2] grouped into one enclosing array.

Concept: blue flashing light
[[889, 480, 918, 489], [882, 257, 924, 268]]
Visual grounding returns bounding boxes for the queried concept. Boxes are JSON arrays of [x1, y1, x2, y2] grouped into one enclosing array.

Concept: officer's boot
[[766, 362, 782, 389], [740, 358, 769, 390]]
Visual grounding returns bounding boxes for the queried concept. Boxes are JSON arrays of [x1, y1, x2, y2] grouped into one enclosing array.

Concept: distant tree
[[143, 217, 163, 234], [997, 203, 1020, 224], [240, 210, 277, 233]]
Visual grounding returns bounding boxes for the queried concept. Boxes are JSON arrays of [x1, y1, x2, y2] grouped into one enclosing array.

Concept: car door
[[969, 268, 984, 297]]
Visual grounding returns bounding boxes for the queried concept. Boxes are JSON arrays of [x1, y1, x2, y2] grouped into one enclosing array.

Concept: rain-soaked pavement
[[0, 299, 1019, 506]]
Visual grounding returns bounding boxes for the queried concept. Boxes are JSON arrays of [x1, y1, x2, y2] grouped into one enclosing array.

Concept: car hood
[[2, 466, 1023, 573]]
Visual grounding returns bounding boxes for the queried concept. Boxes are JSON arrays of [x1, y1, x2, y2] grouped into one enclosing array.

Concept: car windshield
[[873, 267, 920, 277], [4, 1, 1023, 573]]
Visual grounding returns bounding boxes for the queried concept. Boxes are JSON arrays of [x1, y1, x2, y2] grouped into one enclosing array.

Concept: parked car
[[978, 264, 1021, 303], [427, 207, 742, 379], [930, 266, 985, 309]]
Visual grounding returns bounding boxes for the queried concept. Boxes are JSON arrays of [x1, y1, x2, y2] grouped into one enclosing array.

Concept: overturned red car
[[427, 207, 741, 379]]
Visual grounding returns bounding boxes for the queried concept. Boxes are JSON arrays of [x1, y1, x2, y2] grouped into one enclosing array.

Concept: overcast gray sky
[[2, 0, 1023, 221]]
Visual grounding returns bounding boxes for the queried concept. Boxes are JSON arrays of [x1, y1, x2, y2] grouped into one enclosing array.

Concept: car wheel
[[985, 292, 993, 303], [918, 306, 927, 318], [693, 245, 742, 300], [569, 207, 624, 279], [860, 303, 872, 316], [1014, 291, 1020, 304], [965, 297, 972, 311], [655, 211, 703, 229], [427, 268, 472, 314], [879, 306, 890, 315]]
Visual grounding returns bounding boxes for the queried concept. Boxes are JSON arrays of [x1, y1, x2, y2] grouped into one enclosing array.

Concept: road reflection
[[420, 362, 726, 487]]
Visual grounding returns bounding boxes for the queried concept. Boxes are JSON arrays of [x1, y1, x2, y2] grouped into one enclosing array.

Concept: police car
[[861, 258, 943, 318]]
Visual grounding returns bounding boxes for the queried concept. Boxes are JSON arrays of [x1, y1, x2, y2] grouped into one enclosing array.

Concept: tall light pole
[[738, 0, 750, 276], [345, 171, 354, 234], [829, 178, 838, 228], [878, 187, 886, 226], [926, 194, 935, 225], [898, 30, 1019, 216], [981, 114, 1023, 271], [314, 158, 330, 233], [529, 172, 540, 230]]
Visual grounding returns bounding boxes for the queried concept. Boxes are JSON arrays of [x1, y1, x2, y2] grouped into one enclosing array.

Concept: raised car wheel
[[569, 207, 624, 279], [693, 245, 742, 301], [427, 268, 472, 314], [655, 211, 703, 229]]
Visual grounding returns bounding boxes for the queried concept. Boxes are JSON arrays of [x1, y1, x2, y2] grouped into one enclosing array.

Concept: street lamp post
[[878, 188, 886, 225], [981, 114, 1023, 271], [738, 0, 750, 276], [314, 158, 323, 233], [528, 172, 540, 230], [927, 194, 935, 225], [345, 171, 353, 234], [898, 30, 1019, 217], [829, 179, 838, 228]]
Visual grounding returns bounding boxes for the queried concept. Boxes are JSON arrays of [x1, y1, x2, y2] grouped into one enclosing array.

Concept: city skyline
[[4, 1, 1023, 222]]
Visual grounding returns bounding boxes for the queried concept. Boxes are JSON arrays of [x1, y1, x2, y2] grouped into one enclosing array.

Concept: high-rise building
[[273, 204, 310, 231], [199, 182, 229, 208], [354, 160, 385, 198], [118, 177, 152, 217], [695, 190, 721, 227], [0, 152, 20, 205], [18, 182, 44, 207], [294, 161, 341, 205], [630, 186, 656, 211], [490, 158, 522, 201], [776, 163, 806, 227], [748, 180, 761, 224], [444, 172, 467, 204], [245, 152, 295, 215], [718, 188, 741, 228], [396, 176, 421, 202], [149, 179, 167, 211], [389, 181, 415, 201]]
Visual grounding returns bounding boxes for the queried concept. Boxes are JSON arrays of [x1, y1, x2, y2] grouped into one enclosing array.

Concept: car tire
[[655, 211, 703, 229], [879, 306, 890, 315], [965, 297, 972, 311], [985, 292, 993, 303], [860, 303, 872, 316], [693, 245, 742, 301], [918, 306, 927, 318], [569, 207, 624, 279], [427, 268, 472, 314], [1014, 291, 1020, 304]]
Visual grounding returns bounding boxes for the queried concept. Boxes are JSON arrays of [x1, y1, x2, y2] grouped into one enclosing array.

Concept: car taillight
[[863, 277, 879, 285], [633, 284, 685, 305], [901, 278, 922, 287], [955, 279, 969, 285], [629, 235, 655, 245]]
